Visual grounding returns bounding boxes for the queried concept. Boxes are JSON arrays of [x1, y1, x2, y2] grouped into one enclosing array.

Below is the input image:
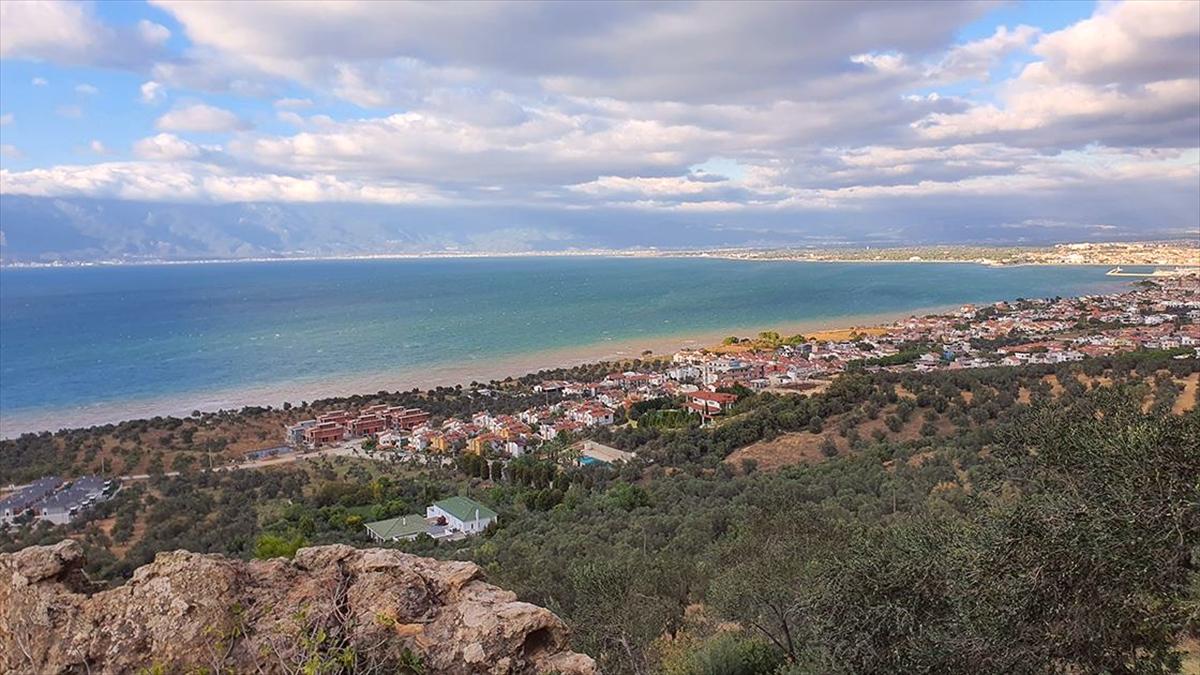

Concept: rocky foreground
[[0, 540, 595, 674]]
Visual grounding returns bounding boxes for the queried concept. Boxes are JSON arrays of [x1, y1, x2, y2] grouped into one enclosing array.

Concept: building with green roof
[[364, 514, 436, 542], [426, 496, 497, 535]]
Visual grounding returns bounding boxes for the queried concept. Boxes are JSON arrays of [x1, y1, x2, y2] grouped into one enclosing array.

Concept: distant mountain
[[0, 196, 575, 262], [0, 195, 1182, 263]]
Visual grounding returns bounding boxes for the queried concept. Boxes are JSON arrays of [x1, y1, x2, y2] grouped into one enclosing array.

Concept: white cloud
[[1033, 1, 1200, 84], [0, 161, 443, 205], [928, 24, 1040, 82], [0, 145, 23, 159], [914, 1, 1200, 148], [75, 83, 99, 95], [570, 175, 732, 198], [0, 1, 169, 68], [140, 81, 166, 104], [0, 113, 12, 126], [150, 1, 990, 104], [276, 111, 306, 127], [0, 0, 1196, 244], [31, 77, 48, 86], [88, 140, 109, 155], [132, 133, 203, 160], [137, 18, 171, 46], [156, 103, 248, 133]]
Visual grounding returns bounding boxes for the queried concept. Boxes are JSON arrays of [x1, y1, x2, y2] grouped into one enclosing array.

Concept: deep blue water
[[0, 257, 1128, 426]]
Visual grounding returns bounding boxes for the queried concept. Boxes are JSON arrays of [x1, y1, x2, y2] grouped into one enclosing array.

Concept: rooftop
[[364, 514, 432, 541], [0, 476, 64, 513], [432, 496, 498, 523]]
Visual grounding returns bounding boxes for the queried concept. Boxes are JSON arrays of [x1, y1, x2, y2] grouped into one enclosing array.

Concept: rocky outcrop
[[0, 540, 595, 675]]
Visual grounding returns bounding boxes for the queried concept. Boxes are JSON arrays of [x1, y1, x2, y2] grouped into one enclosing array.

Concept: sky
[[0, 0, 1198, 253]]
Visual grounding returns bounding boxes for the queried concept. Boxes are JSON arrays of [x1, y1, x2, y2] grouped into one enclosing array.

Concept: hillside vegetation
[[2, 355, 1198, 674]]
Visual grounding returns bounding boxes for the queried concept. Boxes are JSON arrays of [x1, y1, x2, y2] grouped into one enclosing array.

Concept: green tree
[[253, 533, 306, 560]]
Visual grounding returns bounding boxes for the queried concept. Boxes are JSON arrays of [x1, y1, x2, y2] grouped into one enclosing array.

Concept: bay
[[0, 257, 1130, 434]]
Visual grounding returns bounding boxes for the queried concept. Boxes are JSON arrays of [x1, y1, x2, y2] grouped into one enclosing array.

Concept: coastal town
[[693, 240, 1200, 268], [275, 273, 1200, 483], [2, 273, 1196, 539]]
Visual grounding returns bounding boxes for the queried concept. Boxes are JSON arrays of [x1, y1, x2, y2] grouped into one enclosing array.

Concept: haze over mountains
[[2, 194, 1196, 263]]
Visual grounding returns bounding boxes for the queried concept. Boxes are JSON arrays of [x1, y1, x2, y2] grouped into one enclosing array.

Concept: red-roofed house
[[686, 391, 738, 416]]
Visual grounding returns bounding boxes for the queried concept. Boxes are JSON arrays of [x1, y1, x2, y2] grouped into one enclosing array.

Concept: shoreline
[[0, 305, 950, 438], [2, 245, 1196, 271]]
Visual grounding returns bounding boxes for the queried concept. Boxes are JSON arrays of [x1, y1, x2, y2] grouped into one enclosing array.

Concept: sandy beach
[[0, 304, 952, 437]]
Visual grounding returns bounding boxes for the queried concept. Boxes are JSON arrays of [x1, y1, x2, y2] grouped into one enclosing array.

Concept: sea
[[0, 257, 1133, 436]]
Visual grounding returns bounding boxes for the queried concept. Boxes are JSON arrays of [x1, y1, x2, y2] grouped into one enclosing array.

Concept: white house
[[426, 496, 498, 535]]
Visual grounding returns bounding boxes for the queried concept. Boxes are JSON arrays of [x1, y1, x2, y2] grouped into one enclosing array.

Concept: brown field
[[20, 408, 306, 480], [727, 431, 838, 470], [707, 342, 759, 355], [726, 368, 1192, 474], [1181, 638, 1200, 675], [706, 325, 888, 354], [725, 402, 938, 472], [1175, 372, 1199, 414], [804, 326, 890, 342]]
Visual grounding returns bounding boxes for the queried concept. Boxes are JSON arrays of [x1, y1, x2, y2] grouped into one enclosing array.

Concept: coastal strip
[[0, 304, 957, 437]]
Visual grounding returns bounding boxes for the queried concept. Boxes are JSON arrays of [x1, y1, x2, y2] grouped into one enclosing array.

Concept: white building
[[426, 496, 498, 535]]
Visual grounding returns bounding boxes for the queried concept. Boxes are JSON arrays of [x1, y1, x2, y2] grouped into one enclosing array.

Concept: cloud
[[1, 0, 1196, 248], [928, 24, 1040, 82], [88, 140, 109, 155], [0, 113, 12, 126], [151, 1, 992, 104], [0, 145, 23, 159], [140, 81, 166, 104], [0, 161, 443, 205], [137, 18, 171, 46], [56, 105, 83, 119], [31, 77, 48, 86], [1033, 0, 1200, 84], [156, 103, 249, 133], [274, 97, 313, 109], [0, 1, 169, 69], [226, 108, 727, 190], [132, 133, 204, 160], [74, 83, 99, 95], [914, 1, 1200, 148]]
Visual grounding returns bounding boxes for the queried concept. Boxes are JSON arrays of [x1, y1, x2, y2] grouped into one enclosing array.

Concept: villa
[[364, 496, 498, 543], [426, 496, 498, 535]]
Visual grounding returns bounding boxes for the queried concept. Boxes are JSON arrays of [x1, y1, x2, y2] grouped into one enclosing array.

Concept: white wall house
[[425, 496, 498, 535]]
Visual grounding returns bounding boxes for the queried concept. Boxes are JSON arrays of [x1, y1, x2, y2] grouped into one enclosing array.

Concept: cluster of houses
[[666, 275, 1200, 380], [286, 405, 431, 448], [282, 364, 745, 462], [276, 275, 1197, 477], [0, 476, 116, 526]]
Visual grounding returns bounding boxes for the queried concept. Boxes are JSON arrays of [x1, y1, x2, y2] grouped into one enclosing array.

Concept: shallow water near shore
[[0, 257, 1129, 435]]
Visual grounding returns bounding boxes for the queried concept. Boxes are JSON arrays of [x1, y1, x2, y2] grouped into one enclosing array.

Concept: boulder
[[0, 540, 595, 674]]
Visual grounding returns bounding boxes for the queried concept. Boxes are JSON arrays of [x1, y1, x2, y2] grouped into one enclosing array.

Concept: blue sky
[[0, 0, 1197, 255]]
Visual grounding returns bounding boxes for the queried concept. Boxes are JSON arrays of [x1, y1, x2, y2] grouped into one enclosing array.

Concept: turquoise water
[[0, 257, 1128, 430]]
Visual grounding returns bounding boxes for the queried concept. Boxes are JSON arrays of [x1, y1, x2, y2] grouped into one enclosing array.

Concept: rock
[[0, 541, 596, 675]]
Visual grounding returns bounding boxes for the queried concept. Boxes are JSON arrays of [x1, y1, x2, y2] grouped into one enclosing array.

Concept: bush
[[253, 533, 306, 560], [664, 632, 783, 675]]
